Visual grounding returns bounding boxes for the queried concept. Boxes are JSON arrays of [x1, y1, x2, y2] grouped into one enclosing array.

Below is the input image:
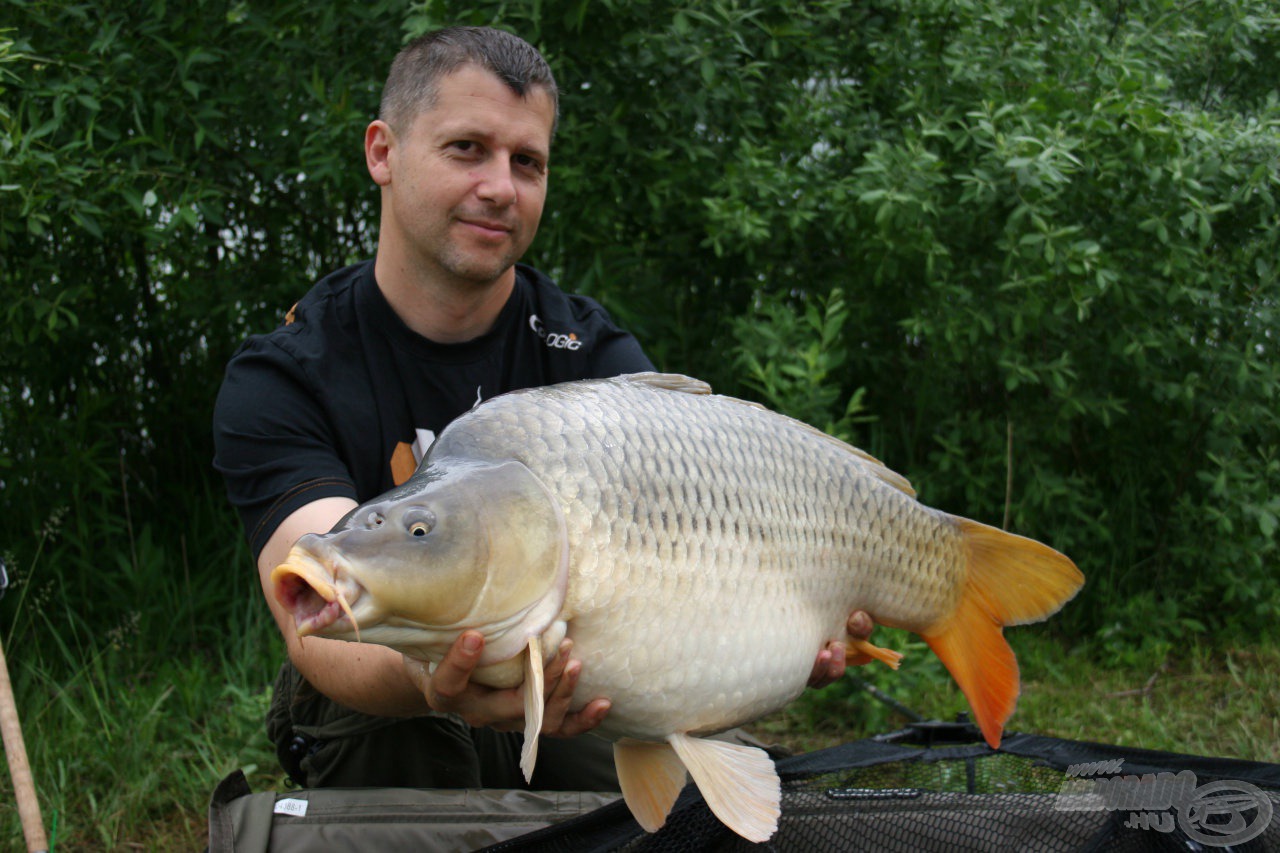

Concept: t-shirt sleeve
[[565, 294, 654, 378], [588, 325, 655, 378], [212, 336, 357, 561]]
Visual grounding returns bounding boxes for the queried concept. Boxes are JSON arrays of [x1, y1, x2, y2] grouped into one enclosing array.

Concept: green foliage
[[0, 499, 283, 847], [0, 0, 407, 651], [841, 1, 1280, 638], [731, 288, 870, 442]]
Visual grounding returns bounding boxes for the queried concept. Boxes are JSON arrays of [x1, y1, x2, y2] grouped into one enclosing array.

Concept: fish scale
[[272, 372, 1083, 843]]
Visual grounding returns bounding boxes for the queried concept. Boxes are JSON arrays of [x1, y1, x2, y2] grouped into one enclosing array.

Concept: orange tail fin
[[922, 519, 1083, 749]]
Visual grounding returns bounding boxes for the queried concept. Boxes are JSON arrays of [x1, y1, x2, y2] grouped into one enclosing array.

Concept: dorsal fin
[[794, 421, 916, 497], [719, 393, 918, 498], [837, 440, 916, 497], [617, 372, 713, 395], [620, 372, 916, 497]]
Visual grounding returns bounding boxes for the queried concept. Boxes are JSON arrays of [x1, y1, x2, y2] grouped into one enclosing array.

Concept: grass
[[2, 624, 1276, 850], [0, 516, 290, 852], [0, 614, 286, 851], [750, 626, 1280, 765]]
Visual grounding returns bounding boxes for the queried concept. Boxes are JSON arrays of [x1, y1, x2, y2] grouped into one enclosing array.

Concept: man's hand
[[403, 631, 611, 737], [807, 610, 877, 689]]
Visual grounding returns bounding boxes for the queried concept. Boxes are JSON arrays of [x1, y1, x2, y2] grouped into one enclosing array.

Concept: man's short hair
[[380, 26, 560, 136]]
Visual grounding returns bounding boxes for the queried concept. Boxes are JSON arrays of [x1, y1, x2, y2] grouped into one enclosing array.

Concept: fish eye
[[366, 511, 386, 528], [403, 507, 436, 538]]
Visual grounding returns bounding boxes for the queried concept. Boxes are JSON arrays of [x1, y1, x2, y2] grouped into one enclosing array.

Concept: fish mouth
[[271, 547, 363, 641]]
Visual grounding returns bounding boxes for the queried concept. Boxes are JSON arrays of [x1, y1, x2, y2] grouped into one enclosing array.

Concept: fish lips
[[271, 542, 367, 640]]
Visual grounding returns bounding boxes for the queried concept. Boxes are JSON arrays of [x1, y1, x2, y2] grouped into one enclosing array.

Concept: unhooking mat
[[208, 721, 1280, 852]]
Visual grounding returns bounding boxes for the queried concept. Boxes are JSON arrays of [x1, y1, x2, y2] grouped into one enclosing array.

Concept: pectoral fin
[[520, 636, 545, 782], [846, 637, 903, 669], [614, 739, 688, 832], [666, 733, 780, 843]]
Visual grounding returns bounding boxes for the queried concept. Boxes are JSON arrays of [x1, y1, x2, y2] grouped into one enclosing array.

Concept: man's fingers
[[403, 655, 431, 695], [826, 641, 847, 681], [542, 639, 573, 684], [552, 698, 611, 739], [808, 641, 848, 688], [540, 657, 582, 732], [426, 631, 484, 704], [407, 633, 610, 736], [847, 610, 874, 641], [843, 610, 879, 667]]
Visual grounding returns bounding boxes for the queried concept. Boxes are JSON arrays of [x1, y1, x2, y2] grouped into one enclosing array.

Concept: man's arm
[[257, 498, 609, 732]]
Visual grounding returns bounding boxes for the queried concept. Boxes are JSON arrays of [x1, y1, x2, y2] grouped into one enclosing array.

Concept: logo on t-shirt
[[529, 314, 582, 351], [390, 428, 436, 486]]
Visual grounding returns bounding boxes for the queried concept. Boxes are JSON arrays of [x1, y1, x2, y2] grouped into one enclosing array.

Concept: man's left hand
[[807, 610, 876, 689]]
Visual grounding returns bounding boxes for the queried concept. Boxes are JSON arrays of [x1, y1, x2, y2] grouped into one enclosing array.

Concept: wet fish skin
[[431, 376, 955, 739]]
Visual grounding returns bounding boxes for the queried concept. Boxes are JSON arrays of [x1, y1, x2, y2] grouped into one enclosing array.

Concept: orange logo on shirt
[[390, 442, 416, 486]]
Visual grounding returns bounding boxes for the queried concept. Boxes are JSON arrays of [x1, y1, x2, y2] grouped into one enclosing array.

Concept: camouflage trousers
[[265, 661, 621, 791]]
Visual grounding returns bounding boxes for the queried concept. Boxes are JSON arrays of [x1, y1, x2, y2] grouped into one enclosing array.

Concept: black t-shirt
[[213, 260, 653, 559]]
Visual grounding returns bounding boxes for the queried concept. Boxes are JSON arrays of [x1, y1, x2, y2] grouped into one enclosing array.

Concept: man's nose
[[475, 160, 517, 207]]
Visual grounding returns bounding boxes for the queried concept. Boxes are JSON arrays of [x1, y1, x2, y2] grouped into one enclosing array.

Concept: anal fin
[[520, 636, 545, 782], [666, 733, 779, 843], [613, 739, 688, 833]]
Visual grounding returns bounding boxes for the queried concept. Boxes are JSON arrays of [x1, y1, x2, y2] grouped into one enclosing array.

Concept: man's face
[[379, 65, 555, 289]]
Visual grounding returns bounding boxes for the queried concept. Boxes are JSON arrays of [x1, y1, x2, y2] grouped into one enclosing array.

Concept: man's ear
[[366, 120, 394, 186]]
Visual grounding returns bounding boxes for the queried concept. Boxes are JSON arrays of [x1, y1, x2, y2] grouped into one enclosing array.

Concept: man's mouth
[[457, 216, 513, 238]]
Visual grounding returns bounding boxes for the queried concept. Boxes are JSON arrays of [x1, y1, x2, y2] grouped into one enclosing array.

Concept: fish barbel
[[272, 373, 1083, 842]]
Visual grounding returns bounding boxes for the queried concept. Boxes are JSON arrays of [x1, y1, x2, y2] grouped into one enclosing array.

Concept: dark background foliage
[[2, 0, 1278, 672]]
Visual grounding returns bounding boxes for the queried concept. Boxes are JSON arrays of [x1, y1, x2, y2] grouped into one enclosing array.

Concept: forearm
[[287, 634, 429, 718]]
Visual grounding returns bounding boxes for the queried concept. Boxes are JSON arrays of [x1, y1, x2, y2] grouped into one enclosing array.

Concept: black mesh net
[[486, 722, 1280, 852]]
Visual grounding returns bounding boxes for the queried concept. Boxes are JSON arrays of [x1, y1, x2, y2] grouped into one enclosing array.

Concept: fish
[[271, 372, 1083, 842]]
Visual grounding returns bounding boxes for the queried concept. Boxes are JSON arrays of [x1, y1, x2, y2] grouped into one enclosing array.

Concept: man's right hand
[[403, 631, 612, 738]]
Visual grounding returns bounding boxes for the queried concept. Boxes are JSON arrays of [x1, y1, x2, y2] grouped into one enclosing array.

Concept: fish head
[[271, 458, 569, 665]]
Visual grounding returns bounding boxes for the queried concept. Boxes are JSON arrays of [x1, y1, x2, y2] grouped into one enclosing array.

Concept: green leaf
[[699, 57, 715, 85]]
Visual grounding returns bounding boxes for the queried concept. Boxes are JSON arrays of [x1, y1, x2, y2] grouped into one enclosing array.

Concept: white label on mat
[[274, 798, 309, 817]]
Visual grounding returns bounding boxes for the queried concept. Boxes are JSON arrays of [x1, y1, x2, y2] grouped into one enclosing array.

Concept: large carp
[[272, 373, 1082, 842]]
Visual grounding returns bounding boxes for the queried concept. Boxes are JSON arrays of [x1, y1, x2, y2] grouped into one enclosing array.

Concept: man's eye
[[515, 154, 545, 174], [450, 140, 478, 153]]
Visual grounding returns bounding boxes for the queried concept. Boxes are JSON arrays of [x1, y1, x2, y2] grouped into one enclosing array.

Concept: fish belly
[[566, 576, 839, 741]]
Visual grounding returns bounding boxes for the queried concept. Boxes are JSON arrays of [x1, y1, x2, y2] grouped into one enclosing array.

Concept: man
[[214, 26, 874, 791]]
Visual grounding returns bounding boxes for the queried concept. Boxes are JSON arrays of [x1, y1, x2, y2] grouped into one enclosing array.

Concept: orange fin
[[924, 519, 1083, 749], [614, 739, 688, 833], [846, 638, 903, 670]]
